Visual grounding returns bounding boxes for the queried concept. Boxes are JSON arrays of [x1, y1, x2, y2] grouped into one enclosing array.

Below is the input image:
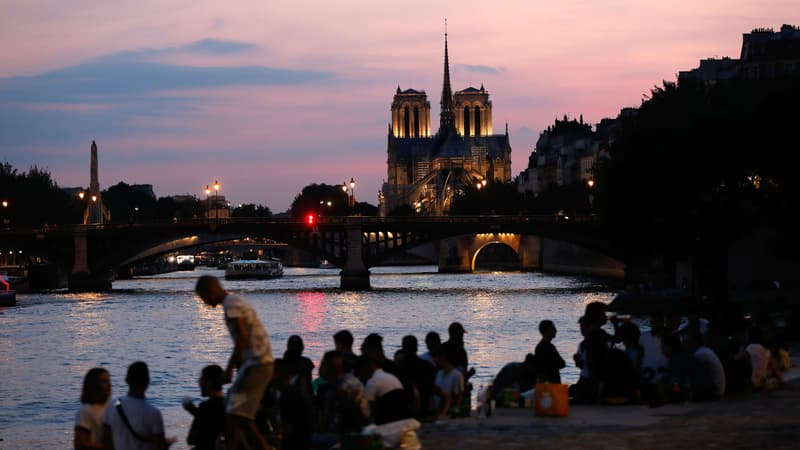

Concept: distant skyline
[[1, 1, 797, 212]]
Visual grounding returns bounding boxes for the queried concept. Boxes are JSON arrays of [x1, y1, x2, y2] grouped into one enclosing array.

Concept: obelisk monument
[[87, 140, 104, 224]]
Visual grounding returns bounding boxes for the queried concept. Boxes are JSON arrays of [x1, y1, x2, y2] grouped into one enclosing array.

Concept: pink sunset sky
[[1, 1, 797, 212]]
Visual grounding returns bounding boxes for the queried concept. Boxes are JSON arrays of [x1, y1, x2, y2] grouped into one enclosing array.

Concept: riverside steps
[[420, 348, 800, 450]]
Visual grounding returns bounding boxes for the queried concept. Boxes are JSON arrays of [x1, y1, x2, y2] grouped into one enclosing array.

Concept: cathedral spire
[[439, 20, 456, 135]]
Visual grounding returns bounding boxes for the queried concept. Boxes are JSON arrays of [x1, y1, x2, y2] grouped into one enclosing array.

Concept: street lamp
[[213, 180, 220, 225], [205, 185, 211, 223], [349, 177, 356, 210], [587, 178, 595, 211], [342, 178, 356, 213], [76, 191, 95, 224], [1, 200, 8, 229]]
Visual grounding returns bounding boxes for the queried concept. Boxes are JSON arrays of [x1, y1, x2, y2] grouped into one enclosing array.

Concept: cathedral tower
[[454, 85, 493, 137], [391, 87, 431, 138]]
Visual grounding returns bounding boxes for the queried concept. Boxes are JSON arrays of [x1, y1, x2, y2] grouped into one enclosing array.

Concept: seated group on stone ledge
[[255, 323, 475, 449], [493, 301, 788, 409]]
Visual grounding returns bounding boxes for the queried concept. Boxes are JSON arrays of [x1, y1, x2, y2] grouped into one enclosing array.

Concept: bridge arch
[[438, 233, 542, 273], [471, 240, 521, 271]]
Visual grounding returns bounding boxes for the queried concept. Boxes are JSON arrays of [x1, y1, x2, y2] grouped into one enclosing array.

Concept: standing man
[[444, 322, 475, 380], [195, 275, 274, 450], [103, 361, 176, 450]]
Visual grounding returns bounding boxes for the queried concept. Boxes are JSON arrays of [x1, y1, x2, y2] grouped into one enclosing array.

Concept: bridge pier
[[69, 226, 112, 292], [340, 217, 371, 290], [438, 236, 472, 273]]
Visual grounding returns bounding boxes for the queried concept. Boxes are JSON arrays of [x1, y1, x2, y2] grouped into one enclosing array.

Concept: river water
[[0, 266, 616, 449]]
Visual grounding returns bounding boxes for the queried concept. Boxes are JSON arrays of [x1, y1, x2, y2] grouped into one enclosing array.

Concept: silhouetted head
[[286, 335, 305, 355], [125, 361, 150, 391], [401, 335, 418, 354], [200, 364, 224, 395], [81, 367, 111, 405], [361, 333, 385, 360], [425, 331, 441, 352], [333, 329, 354, 351], [539, 320, 557, 339], [320, 350, 344, 380], [448, 322, 466, 341], [195, 275, 226, 307], [584, 301, 607, 327]]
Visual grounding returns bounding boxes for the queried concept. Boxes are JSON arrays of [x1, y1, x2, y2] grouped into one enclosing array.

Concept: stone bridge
[[0, 215, 623, 291]]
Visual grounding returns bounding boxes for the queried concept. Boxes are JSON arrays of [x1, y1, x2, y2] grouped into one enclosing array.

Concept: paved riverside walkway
[[419, 357, 800, 449]]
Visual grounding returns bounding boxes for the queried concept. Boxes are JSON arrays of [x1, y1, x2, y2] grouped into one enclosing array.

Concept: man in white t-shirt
[[360, 356, 409, 424], [196, 275, 274, 450], [103, 361, 176, 450]]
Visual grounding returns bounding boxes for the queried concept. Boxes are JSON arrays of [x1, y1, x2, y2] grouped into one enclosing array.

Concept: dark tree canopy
[[290, 183, 353, 217], [232, 203, 272, 218], [0, 163, 77, 227], [594, 75, 800, 255]]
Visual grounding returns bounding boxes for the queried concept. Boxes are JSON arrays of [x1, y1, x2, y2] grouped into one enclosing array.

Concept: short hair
[[401, 335, 418, 353], [425, 331, 441, 345], [126, 361, 150, 389], [195, 275, 219, 294], [361, 333, 383, 353], [333, 330, 354, 347], [201, 364, 224, 391], [80, 367, 109, 404], [539, 320, 556, 334], [584, 302, 607, 325]]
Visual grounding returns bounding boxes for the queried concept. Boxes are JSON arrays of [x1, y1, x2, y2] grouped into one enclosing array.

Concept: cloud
[[182, 38, 259, 54], [455, 64, 504, 74], [0, 39, 331, 104]]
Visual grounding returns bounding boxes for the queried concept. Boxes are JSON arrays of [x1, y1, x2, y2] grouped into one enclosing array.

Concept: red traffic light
[[306, 214, 316, 225]]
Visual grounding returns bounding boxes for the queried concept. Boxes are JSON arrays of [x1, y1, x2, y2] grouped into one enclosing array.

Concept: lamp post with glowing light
[[213, 180, 220, 225], [76, 191, 98, 224], [1, 200, 8, 229], [204, 185, 211, 223], [342, 178, 356, 213], [587, 178, 595, 211]]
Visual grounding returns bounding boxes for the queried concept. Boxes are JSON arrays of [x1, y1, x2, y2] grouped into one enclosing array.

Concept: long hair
[[80, 368, 110, 405]]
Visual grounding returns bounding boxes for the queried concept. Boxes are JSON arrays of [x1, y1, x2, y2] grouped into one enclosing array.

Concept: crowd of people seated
[[256, 324, 475, 449], [565, 302, 786, 406]]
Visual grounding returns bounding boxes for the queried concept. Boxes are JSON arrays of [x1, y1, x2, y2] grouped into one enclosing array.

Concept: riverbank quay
[[419, 354, 800, 449]]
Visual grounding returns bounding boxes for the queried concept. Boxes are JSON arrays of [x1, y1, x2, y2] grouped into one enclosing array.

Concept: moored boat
[[225, 259, 283, 280], [1, 274, 16, 306]]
